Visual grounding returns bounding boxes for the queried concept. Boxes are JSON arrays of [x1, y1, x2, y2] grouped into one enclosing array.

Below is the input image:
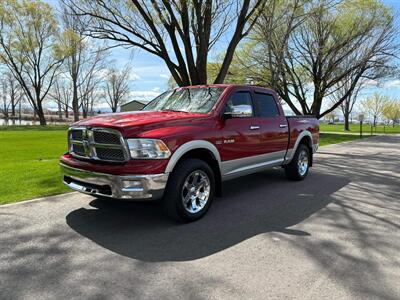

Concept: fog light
[[122, 180, 143, 189]]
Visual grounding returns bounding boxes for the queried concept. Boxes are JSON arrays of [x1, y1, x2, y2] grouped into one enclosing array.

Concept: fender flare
[[284, 130, 312, 164], [165, 140, 221, 173]]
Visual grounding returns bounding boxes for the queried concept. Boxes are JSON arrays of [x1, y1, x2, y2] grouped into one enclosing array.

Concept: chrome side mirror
[[224, 104, 253, 118]]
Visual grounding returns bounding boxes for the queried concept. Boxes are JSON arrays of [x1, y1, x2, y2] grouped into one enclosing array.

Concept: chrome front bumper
[[60, 163, 169, 200]]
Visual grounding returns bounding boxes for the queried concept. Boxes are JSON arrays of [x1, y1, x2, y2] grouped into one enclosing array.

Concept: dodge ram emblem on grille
[[81, 129, 91, 157], [83, 139, 91, 157]]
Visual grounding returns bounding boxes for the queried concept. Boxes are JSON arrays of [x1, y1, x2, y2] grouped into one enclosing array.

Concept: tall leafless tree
[[0, 71, 22, 119], [103, 65, 131, 112], [59, 3, 108, 121], [331, 75, 364, 131], [62, 0, 267, 86], [51, 77, 73, 119], [78, 49, 107, 118]]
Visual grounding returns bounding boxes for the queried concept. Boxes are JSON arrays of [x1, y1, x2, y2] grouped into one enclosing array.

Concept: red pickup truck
[[60, 84, 319, 222]]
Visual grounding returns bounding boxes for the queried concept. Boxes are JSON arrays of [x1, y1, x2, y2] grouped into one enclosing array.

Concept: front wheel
[[285, 144, 310, 181], [163, 158, 215, 222]]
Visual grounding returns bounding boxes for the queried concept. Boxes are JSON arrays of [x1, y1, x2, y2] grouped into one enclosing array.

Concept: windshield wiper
[[163, 109, 185, 113]]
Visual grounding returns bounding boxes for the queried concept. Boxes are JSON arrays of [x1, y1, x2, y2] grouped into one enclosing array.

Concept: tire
[[285, 144, 310, 181], [163, 158, 215, 222]]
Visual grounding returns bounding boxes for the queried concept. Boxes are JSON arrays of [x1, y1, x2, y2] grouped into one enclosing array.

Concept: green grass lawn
[[320, 123, 400, 134], [0, 126, 370, 205], [319, 133, 366, 146], [0, 126, 70, 204]]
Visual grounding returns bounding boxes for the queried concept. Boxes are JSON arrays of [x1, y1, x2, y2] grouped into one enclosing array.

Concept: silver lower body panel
[[60, 163, 169, 201]]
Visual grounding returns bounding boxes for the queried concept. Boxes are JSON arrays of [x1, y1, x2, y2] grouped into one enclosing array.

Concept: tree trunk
[[82, 106, 87, 118], [90, 100, 94, 116], [36, 104, 47, 126], [312, 86, 323, 117], [344, 102, 350, 131], [18, 100, 21, 121], [64, 104, 69, 119], [344, 115, 349, 131], [72, 53, 80, 122], [2, 84, 8, 119], [72, 78, 79, 122], [34, 88, 46, 125], [57, 100, 62, 119], [11, 96, 15, 117]]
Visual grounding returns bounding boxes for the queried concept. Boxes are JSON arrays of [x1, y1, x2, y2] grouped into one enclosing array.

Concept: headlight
[[126, 139, 171, 159]]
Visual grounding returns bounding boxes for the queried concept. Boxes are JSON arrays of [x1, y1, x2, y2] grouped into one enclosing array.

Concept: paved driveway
[[1, 135, 400, 300]]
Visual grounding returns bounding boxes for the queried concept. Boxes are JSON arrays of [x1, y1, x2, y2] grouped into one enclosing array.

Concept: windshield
[[142, 87, 225, 113]]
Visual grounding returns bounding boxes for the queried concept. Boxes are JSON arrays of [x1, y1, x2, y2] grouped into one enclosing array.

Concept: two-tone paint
[[60, 84, 319, 199]]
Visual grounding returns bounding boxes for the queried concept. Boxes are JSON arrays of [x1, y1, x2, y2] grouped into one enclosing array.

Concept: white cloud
[[130, 73, 141, 81], [160, 74, 170, 79], [94, 69, 140, 81], [361, 79, 379, 88], [383, 79, 400, 89], [128, 90, 161, 101], [152, 87, 160, 92]]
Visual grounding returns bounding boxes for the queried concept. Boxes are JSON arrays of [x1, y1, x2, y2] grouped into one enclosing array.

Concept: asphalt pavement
[[1, 135, 399, 300]]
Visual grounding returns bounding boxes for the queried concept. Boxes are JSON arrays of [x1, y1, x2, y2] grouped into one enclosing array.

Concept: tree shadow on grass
[[66, 169, 349, 262]]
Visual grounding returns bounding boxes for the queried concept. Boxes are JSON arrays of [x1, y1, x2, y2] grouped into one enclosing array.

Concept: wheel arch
[[165, 140, 222, 196], [285, 130, 313, 166]]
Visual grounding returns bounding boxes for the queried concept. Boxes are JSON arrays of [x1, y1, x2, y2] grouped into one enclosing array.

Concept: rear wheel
[[163, 158, 215, 222], [285, 144, 310, 180]]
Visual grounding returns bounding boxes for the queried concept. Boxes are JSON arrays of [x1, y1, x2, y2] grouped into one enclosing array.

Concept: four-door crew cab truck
[[60, 84, 319, 222]]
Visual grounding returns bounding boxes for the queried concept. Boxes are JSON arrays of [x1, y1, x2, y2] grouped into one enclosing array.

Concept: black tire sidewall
[[285, 144, 310, 180], [164, 159, 215, 222], [294, 144, 310, 179]]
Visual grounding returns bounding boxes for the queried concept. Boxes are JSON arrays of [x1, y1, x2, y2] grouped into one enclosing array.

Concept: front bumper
[[60, 163, 169, 200]]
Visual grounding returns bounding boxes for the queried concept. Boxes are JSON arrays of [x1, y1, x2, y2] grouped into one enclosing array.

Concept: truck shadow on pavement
[[66, 170, 349, 262]]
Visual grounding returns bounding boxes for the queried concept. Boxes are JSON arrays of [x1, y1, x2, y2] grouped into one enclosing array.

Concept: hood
[[73, 110, 208, 129]]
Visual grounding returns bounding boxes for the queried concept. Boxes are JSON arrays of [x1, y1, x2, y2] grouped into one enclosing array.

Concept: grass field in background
[[318, 133, 366, 146], [0, 125, 70, 131], [320, 123, 400, 134], [0, 126, 371, 204], [0, 128, 70, 204]]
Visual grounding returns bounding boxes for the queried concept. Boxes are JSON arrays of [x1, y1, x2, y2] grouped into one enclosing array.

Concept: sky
[[44, 0, 400, 114]]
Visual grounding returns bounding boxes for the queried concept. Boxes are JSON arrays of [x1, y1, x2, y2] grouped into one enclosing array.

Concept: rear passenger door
[[253, 92, 289, 162]]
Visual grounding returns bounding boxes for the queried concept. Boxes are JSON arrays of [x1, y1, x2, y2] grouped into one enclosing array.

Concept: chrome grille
[[93, 131, 121, 144], [72, 144, 85, 156], [70, 130, 83, 141], [96, 148, 126, 161], [69, 127, 128, 162]]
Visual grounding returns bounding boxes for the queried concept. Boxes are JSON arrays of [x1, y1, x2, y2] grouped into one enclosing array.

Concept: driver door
[[220, 90, 264, 176]]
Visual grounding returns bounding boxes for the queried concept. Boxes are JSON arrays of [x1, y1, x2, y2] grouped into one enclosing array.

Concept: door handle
[[279, 124, 287, 128], [250, 125, 260, 130]]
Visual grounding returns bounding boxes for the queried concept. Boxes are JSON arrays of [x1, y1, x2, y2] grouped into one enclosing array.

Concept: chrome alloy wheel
[[181, 170, 211, 214], [298, 149, 309, 176]]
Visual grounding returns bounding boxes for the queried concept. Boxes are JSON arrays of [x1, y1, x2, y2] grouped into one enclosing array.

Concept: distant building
[[120, 100, 149, 112]]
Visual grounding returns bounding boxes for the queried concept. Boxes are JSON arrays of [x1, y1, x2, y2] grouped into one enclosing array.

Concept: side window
[[225, 91, 253, 117], [254, 93, 280, 118]]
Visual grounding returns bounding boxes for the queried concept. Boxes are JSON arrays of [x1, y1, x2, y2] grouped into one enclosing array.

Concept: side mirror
[[224, 104, 253, 118]]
